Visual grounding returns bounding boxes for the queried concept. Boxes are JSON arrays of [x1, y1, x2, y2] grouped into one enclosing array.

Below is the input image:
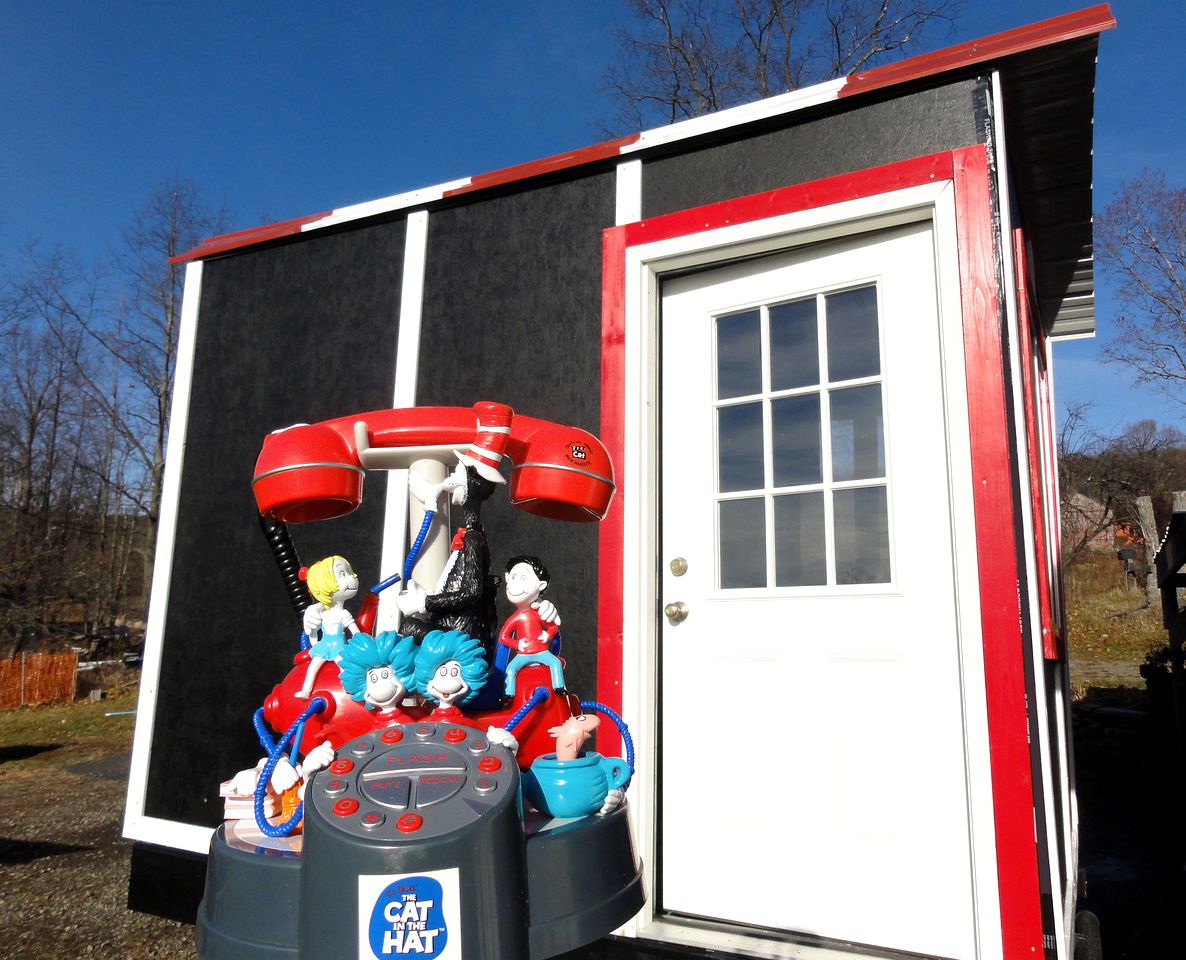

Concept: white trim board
[[124, 261, 209, 854]]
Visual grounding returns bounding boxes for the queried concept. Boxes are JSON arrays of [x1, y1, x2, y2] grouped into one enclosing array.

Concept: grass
[[0, 686, 138, 777], [1064, 551, 1166, 667]]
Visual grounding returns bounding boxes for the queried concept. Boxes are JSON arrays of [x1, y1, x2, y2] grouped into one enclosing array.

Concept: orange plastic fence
[[0, 652, 78, 708]]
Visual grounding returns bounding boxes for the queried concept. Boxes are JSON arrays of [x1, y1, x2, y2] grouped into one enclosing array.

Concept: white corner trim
[[376, 211, 431, 629], [616, 159, 642, 227], [124, 261, 205, 848], [620, 78, 845, 154], [991, 69, 1070, 959]]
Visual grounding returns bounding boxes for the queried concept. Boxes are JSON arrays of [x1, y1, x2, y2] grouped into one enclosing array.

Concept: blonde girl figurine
[[295, 555, 360, 699]]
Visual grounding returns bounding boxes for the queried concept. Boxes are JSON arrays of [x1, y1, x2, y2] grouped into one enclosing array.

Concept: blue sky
[[2, 1, 1180, 437]]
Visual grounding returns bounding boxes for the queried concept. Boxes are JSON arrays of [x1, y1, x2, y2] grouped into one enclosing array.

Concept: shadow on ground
[[0, 836, 92, 865], [1074, 685, 1186, 959], [0, 743, 61, 765]]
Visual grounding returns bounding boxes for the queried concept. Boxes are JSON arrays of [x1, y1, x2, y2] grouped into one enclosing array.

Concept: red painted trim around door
[[1013, 229, 1060, 660], [600, 143, 1044, 957], [951, 147, 1045, 957], [596, 226, 629, 758]]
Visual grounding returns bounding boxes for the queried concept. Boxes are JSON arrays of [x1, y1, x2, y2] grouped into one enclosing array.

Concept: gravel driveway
[[0, 744, 196, 959], [2, 670, 1182, 959]]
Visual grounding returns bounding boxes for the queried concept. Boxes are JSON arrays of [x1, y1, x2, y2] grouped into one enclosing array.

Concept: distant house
[[1063, 492, 1115, 554]]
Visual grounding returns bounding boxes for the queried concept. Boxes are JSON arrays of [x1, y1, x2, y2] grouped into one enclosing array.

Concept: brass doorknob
[[664, 601, 689, 624]]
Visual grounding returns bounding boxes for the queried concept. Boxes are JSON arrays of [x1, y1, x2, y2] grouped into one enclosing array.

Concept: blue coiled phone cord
[[365, 509, 436, 599], [580, 700, 635, 788], [252, 697, 327, 837], [502, 686, 550, 732]]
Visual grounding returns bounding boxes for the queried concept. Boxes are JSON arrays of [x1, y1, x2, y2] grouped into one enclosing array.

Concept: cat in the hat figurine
[[395, 402, 510, 648]]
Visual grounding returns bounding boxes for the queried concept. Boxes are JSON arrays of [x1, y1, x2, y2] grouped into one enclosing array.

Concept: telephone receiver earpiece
[[252, 402, 615, 525]]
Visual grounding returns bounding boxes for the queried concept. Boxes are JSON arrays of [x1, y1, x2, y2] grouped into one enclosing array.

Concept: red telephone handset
[[252, 401, 615, 524]]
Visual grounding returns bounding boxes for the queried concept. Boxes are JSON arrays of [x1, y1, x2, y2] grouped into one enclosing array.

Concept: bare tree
[[16, 182, 228, 593], [602, 0, 961, 131], [1097, 170, 1186, 405], [112, 180, 230, 586], [1058, 403, 1186, 567], [0, 180, 230, 653]]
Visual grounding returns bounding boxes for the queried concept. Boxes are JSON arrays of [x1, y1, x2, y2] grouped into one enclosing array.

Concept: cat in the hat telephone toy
[[204, 401, 643, 960], [240, 401, 623, 803]]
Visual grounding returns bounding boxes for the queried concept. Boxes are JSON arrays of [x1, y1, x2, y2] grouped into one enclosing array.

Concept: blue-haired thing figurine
[[296, 555, 359, 699], [414, 629, 487, 722], [337, 631, 418, 724]]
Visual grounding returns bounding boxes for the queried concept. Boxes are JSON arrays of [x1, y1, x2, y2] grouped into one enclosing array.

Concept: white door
[[659, 221, 976, 959]]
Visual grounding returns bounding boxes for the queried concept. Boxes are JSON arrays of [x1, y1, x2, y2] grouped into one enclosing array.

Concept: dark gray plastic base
[[196, 808, 644, 960], [526, 807, 645, 960], [197, 827, 300, 959]]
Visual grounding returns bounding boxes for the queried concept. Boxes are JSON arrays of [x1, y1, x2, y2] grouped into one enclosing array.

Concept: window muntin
[[713, 283, 892, 589]]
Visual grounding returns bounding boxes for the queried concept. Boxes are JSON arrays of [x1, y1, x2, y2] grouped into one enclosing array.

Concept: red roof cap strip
[[170, 210, 332, 264], [840, 4, 1116, 97], [443, 134, 641, 198], [173, 5, 1114, 264]]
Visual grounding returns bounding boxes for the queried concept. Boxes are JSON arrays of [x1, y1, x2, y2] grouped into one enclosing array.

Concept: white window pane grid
[[713, 284, 894, 590]]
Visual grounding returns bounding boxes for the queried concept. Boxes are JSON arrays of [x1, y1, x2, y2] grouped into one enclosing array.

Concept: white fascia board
[[620, 78, 845, 153], [302, 178, 471, 232]]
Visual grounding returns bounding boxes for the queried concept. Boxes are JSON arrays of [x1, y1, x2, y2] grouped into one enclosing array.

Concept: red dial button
[[329, 759, 354, 775], [444, 728, 467, 743], [477, 756, 502, 773], [380, 728, 404, 744], [396, 813, 423, 833], [333, 798, 359, 817]]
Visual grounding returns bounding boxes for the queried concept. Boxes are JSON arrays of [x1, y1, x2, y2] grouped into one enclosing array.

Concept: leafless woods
[[0, 181, 228, 657]]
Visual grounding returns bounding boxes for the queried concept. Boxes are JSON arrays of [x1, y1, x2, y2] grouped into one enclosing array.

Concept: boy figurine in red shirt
[[499, 555, 565, 696]]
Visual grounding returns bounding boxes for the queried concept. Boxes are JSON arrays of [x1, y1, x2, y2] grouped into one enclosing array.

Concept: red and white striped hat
[[454, 401, 511, 484]]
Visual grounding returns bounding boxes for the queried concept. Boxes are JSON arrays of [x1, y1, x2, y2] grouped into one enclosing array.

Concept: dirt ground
[[1073, 681, 1186, 958], [1, 667, 1183, 959], [0, 738, 196, 958]]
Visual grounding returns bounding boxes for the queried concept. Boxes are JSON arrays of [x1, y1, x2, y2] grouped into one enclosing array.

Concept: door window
[[713, 283, 891, 589]]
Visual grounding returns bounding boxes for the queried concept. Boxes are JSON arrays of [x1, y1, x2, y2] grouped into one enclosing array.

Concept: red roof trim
[[172, 6, 1112, 263], [172, 211, 332, 264], [840, 4, 1115, 98], [442, 134, 641, 198]]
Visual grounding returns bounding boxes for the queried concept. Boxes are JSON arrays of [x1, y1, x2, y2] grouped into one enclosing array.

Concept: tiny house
[[125, 7, 1114, 958]]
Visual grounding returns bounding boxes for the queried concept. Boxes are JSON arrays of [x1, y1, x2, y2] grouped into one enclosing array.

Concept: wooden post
[[19, 652, 25, 707], [1137, 495, 1161, 606]]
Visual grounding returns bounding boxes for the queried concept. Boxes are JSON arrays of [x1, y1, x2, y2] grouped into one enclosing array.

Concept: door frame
[[597, 146, 1041, 959]]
